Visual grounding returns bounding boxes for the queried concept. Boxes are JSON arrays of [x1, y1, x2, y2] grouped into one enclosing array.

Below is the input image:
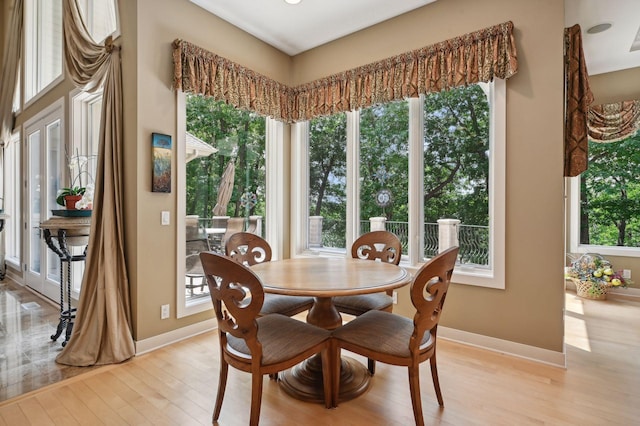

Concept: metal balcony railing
[[328, 218, 489, 266]]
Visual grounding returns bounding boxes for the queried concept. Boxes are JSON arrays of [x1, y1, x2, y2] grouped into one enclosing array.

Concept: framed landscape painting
[[152, 133, 172, 192]]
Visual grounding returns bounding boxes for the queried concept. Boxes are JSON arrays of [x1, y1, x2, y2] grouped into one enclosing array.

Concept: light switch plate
[[161, 304, 170, 319], [161, 211, 170, 225]]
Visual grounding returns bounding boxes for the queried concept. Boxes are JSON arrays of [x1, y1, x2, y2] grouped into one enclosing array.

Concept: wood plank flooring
[[1, 291, 638, 425]]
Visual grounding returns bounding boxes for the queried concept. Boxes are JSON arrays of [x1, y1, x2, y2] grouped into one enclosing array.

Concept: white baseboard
[[135, 319, 217, 355], [438, 326, 566, 368]]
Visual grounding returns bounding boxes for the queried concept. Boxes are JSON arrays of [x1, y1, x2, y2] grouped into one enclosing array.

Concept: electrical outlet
[[161, 304, 170, 319], [623, 269, 631, 279], [392, 291, 398, 304]]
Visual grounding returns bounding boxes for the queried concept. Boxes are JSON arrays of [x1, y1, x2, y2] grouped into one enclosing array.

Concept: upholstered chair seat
[[331, 247, 459, 426]]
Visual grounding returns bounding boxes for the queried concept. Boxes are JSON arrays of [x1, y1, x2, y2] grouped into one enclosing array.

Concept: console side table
[[40, 215, 91, 347]]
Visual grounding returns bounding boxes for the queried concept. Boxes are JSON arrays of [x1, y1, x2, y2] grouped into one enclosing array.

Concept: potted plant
[[56, 186, 86, 210], [56, 149, 95, 210], [565, 253, 630, 300]]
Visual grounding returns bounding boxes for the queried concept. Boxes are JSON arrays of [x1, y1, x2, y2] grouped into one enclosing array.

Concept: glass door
[[24, 102, 64, 302]]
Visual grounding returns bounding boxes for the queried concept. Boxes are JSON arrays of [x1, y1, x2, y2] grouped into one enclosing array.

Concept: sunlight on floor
[[564, 293, 591, 352]]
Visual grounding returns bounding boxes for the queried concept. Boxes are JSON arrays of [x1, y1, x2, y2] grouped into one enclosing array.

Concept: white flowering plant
[[56, 150, 96, 209]]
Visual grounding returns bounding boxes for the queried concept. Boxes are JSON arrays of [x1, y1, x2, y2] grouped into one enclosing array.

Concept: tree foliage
[[423, 84, 490, 226], [581, 134, 640, 247], [360, 101, 409, 221], [307, 84, 491, 250], [308, 113, 347, 246], [185, 95, 266, 220]]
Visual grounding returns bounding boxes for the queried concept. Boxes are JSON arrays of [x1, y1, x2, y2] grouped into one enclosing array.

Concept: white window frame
[[3, 132, 22, 270], [24, 0, 64, 106], [292, 79, 506, 289], [67, 89, 102, 297], [175, 92, 276, 317], [568, 175, 640, 258], [75, 0, 120, 44], [176, 92, 209, 318]]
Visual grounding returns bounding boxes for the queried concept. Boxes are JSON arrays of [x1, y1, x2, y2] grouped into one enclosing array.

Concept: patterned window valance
[[173, 21, 518, 123], [588, 100, 640, 143]]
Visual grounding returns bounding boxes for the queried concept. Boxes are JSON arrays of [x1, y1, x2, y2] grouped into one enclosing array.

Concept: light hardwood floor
[[1, 291, 638, 425]]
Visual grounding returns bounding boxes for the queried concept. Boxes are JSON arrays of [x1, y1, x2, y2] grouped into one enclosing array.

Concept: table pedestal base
[[280, 354, 370, 404]]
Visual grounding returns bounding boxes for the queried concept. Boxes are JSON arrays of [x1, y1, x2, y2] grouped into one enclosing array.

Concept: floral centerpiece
[[565, 253, 629, 300], [56, 149, 95, 210]]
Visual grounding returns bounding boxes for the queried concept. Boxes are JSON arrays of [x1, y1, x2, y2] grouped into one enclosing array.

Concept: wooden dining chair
[[331, 246, 459, 425], [199, 252, 333, 425], [332, 230, 402, 374], [225, 232, 314, 317], [333, 230, 402, 316]]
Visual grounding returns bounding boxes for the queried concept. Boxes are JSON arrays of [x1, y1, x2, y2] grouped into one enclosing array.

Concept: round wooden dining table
[[251, 256, 410, 404]]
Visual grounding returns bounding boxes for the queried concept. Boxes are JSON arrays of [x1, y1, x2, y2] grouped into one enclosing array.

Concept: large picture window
[[298, 80, 505, 289], [570, 133, 640, 256], [177, 93, 267, 316]]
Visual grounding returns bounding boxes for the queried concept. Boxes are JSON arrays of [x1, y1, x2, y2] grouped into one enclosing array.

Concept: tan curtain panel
[[588, 100, 640, 143], [564, 24, 594, 177], [0, 0, 23, 145], [173, 21, 518, 123], [56, 0, 134, 367]]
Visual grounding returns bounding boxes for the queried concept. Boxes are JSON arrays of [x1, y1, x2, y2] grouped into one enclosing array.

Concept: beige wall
[[126, 0, 566, 351], [127, 0, 292, 339], [589, 67, 640, 105]]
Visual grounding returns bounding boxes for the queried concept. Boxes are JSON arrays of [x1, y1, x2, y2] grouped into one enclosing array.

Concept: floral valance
[[588, 100, 640, 143], [173, 21, 517, 123]]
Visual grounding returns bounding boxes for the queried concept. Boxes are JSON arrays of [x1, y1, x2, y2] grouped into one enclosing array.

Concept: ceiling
[[191, 0, 640, 76], [565, 0, 640, 75], [190, 0, 437, 56]]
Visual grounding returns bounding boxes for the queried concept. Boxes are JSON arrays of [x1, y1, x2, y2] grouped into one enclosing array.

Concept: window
[[67, 89, 102, 296], [177, 93, 267, 316], [569, 133, 640, 257], [24, 0, 63, 103], [23, 98, 66, 301], [296, 80, 506, 289], [360, 101, 409, 252], [3, 132, 21, 269], [76, 0, 119, 43], [308, 113, 347, 250]]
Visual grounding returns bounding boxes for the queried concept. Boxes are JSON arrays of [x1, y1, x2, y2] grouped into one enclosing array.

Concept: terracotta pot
[[64, 195, 83, 210]]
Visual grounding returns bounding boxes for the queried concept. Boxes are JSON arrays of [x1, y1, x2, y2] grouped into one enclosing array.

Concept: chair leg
[[320, 347, 333, 409], [430, 353, 444, 406], [367, 358, 376, 375], [408, 365, 425, 426], [213, 357, 228, 422], [249, 373, 264, 426]]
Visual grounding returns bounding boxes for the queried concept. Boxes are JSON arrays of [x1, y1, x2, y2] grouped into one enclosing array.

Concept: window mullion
[[290, 121, 309, 255], [408, 97, 424, 266], [346, 110, 360, 251], [265, 118, 285, 260]]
